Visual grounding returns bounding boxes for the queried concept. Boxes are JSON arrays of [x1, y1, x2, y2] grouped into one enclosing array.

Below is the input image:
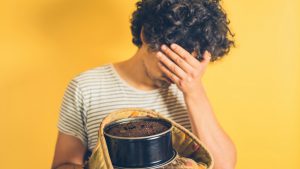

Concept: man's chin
[[155, 80, 171, 89]]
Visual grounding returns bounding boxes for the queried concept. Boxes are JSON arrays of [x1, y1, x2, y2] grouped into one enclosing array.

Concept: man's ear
[[140, 26, 146, 44]]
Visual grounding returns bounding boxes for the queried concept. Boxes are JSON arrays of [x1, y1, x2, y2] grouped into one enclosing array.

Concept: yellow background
[[0, 0, 299, 169]]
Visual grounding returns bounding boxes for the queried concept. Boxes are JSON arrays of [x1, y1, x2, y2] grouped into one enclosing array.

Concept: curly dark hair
[[130, 0, 235, 61]]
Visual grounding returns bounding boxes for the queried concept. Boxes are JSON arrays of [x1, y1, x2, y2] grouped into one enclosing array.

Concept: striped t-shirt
[[57, 63, 192, 151]]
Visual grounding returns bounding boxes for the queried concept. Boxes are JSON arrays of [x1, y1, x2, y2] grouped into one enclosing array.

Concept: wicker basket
[[87, 108, 214, 169]]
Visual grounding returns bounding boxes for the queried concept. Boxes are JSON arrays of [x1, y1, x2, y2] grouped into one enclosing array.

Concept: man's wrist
[[183, 84, 206, 101]]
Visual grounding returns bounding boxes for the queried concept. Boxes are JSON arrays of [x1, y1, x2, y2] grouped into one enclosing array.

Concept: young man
[[52, 0, 236, 169]]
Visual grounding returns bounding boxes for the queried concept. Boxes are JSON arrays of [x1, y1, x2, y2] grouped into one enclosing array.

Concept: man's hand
[[156, 43, 211, 96]]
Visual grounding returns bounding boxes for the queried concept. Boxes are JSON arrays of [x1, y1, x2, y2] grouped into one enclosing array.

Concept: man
[[52, 0, 236, 169]]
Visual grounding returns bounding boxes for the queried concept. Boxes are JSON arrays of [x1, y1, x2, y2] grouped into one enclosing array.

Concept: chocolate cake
[[106, 120, 169, 137]]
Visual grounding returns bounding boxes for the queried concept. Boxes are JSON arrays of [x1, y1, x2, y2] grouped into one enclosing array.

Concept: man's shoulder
[[71, 64, 116, 87]]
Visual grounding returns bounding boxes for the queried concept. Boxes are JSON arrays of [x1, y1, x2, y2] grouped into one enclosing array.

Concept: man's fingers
[[201, 51, 212, 68], [156, 51, 187, 80], [160, 45, 193, 73], [170, 43, 200, 68], [158, 62, 180, 84]]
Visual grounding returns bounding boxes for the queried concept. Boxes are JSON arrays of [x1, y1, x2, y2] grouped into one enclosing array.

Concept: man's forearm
[[54, 164, 84, 169], [184, 84, 237, 169]]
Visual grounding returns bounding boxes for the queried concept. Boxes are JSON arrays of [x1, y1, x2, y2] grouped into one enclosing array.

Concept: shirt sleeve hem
[[58, 128, 88, 148]]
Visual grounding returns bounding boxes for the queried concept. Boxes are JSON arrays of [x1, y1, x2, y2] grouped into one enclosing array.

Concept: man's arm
[[184, 85, 237, 169], [55, 164, 84, 169], [157, 43, 237, 169], [52, 132, 87, 169]]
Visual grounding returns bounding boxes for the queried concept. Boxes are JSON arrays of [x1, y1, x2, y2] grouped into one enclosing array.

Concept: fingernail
[[161, 45, 167, 50], [156, 52, 162, 58], [171, 43, 178, 49], [205, 51, 211, 57]]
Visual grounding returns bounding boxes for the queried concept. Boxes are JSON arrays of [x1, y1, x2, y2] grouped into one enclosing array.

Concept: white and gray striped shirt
[[57, 64, 191, 151]]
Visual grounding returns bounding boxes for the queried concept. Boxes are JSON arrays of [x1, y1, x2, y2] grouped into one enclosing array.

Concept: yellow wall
[[0, 0, 299, 169]]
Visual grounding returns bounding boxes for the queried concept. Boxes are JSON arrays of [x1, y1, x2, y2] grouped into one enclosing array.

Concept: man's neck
[[113, 48, 158, 91]]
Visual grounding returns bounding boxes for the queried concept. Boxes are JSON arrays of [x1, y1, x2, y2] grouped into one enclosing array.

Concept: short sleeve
[[57, 79, 88, 147]]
